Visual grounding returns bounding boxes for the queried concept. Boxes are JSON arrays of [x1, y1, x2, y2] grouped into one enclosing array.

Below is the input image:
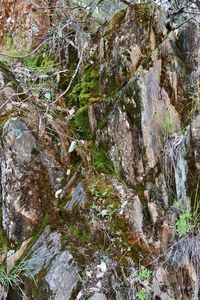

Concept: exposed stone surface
[[45, 251, 80, 300], [0, 285, 7, 300], [0, 0, 52, 51], [64, 182, 88, 212], [25, 226, 80, 300], [1, 118, 53, 243], [192, 114, 200, 176], [0, 2, 199, 300], [29, 226, 62, 275], [88, 293, 107, 300]]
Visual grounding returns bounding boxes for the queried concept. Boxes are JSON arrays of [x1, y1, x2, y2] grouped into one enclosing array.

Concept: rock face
[[19, 226, 80, 300], [0, 0, 52, 52], [1, 118, 53, 243], [64, 182, 88, 212], [0, 2, 199, 300], [192, 114, 200, 176]]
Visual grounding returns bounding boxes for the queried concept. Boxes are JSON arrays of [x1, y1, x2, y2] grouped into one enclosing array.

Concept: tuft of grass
[[0, 256, 39, 296], [90, 147, 114, 174], [139, 266, 152, 281], [176, 186, 200, 237]]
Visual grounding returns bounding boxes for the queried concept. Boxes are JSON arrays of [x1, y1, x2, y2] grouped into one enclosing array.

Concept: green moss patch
[[69, 106, 92, 139], [67, 66, 100, 107], [22, 52, 56, 73]]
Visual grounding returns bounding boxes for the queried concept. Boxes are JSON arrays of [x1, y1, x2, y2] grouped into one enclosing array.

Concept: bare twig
[[56, 51, 83, 101]]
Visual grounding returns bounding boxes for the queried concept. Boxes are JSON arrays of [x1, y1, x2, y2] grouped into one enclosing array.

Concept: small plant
[[176, 211, 194, 237], [130, 266, 151, 300], [162, 114, 173, 137], [172, 199, 181, 209], [130, 266, 151, 282], [91, 187, 116, 219], [112, 147, 121, 178], [23, 52, 56, 73], [157, 110, 176, 141], [139, 266, 151, 281], [0, 256, 38, 295], [68, 65, 100, 107], [136, 288, 149, 300], [176, 190, 200, 237], [90, 147, 114, 174]]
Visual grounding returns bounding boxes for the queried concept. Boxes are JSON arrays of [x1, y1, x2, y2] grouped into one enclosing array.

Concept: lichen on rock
[[0, 1, 199, 299]]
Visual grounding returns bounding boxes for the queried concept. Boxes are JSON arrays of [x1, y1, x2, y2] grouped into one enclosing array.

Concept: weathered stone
[[191, 114, 200, 176], [88, 293, 107, 300], [151, 267, 171, 300], [29, 226, 62, 275], [0, 2, 199, 300], [1, 118, 53, 243], [0, 284, 7, 300], [25, 226, 80, 300], [6, 238, 31, 273], [45, 251, 80, 300], [64, 182, 88, 212], [0, 0, 51, 51], [148, 202, 158, 226]]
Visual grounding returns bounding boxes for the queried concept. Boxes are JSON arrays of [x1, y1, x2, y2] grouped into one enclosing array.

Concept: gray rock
[[88, 293, 107, 300], [191, 114, 200, 176], [29, 226, 62, 275], [26, 226, 80, 300], [1, 118, 53, 243], [45, 251, 80, 300], [0, 284, 7, 300], [64, 182, 88, 212]]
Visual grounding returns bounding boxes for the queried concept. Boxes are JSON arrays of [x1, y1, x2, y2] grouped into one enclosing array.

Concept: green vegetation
[[68, 65, 100, 107], [0, 35, 23, 59], [0, 256, 38, 295], [176, 211, 194, 237], [130, 266, 151, 300], [136, 289, 149, 300], [69, 106, 92, 139], [139, 266, 152, 281], [23, 52, 56, 73], [68, 224, 90, 243], [161, 112, 174, 138], [112, 147, 121, 178], [175, 193, 200, 237], [156, 109, 178, 140], [91, 186, 115, 217], [131, 266, 151, 281], [0, 228, 7, 254], [0, 211, 7, 253], [90, 147, 114, 174]]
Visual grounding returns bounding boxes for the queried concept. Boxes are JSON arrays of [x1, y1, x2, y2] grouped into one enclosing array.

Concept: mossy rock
[[132, 3, 155, 31], [107, 9, 126, 41], [0, 227, 7, 253], [69, 106, 92, 140], [67, 66, 100, 107], [22, 52, 56, 73]]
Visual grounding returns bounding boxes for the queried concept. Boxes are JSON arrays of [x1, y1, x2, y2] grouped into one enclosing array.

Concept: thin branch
[[56, 51, 83, 101]]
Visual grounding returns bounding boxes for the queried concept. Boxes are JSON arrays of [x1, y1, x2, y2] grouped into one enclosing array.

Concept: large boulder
[[0, 117, 53, 243]]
